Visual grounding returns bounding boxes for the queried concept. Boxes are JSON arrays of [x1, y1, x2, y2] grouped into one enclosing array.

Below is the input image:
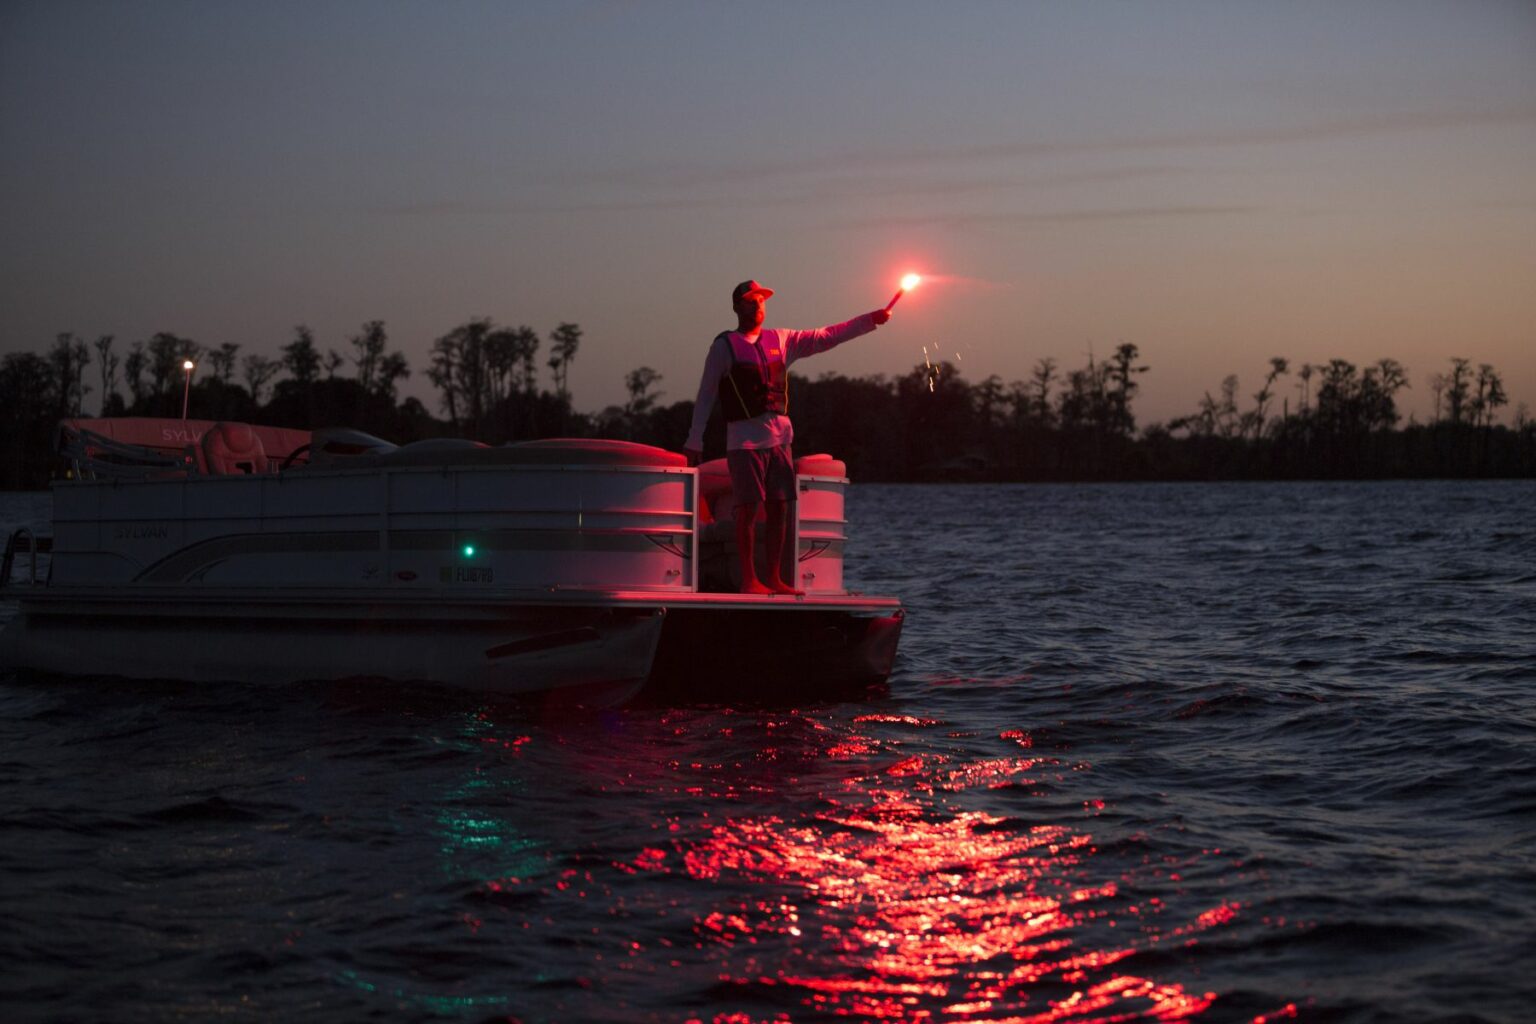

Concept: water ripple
[[2, 481, 1534, 1021]]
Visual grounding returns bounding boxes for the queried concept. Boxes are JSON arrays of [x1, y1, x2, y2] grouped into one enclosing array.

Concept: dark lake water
[[2, 480, 1533, 1023]]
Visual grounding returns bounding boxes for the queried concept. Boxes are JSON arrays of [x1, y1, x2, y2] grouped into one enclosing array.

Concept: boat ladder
[[1, 528, 50, 588]]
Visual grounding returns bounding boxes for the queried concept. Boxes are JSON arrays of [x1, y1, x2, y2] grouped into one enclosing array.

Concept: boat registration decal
[[441, 566, 494, 584]]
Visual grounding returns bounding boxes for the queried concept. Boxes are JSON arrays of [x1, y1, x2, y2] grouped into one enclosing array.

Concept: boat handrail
[[56, 424, 194, 480], [55, 419, 692, 480], [1, 527, 50, 588], [55, 419, 316, 480]]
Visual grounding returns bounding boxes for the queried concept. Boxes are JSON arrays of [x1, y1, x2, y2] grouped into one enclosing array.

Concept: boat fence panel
[[42, 459, 699, 594]]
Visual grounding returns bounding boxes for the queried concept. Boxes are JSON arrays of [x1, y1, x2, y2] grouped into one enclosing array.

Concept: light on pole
[[181, 360, 196, 420]]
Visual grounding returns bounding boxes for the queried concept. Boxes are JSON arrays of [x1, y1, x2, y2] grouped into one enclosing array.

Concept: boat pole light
[[180, 360, 196, 421]]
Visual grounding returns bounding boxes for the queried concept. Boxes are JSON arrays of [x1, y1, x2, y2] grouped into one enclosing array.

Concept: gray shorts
[[727, 445, 796, 505]]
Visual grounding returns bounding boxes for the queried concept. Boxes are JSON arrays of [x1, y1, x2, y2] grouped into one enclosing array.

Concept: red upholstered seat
[[200, 422, 269, 475], [696, 453, 845, 525], [695, 458, 734, 524]]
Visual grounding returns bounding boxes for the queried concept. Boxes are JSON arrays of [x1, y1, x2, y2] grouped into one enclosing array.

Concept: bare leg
[[734, 503, 772, 595], [764, 500, 804, 596]]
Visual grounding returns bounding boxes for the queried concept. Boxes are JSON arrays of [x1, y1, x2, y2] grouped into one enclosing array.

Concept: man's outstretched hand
[[871, 309, 891, 326]]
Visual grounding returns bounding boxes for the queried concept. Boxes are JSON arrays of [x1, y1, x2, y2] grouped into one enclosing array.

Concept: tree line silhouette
[[2, 323, 1530, 489]]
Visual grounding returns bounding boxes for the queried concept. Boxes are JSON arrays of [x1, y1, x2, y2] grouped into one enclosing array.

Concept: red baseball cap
[[732, 280, 774, 303]]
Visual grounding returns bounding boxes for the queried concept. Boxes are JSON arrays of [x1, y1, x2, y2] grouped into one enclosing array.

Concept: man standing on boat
[[684, 280, 891, 596]]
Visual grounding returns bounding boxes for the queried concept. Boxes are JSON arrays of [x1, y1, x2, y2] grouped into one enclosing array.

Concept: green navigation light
[[462, 544, 476, 558]]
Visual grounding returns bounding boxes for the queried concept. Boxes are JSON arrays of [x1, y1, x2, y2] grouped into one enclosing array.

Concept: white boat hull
[[2, 588, 665, 700], [2, 586, 902, 702]]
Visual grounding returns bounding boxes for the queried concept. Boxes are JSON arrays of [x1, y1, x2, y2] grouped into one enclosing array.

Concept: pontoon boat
[[0, 419, 903, 703]]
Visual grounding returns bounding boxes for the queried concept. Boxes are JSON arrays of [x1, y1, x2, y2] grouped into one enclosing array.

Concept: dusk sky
[[3, 1, 1533, 425]]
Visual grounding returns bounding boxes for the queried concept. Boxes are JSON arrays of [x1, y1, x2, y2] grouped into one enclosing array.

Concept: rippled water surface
[[2, 481, 1533, 1023]]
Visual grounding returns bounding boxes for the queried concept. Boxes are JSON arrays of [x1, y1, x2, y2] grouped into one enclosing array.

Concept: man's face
[[734, 292, 767, 329]]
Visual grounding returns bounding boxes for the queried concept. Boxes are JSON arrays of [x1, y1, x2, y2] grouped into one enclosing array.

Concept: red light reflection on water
[[630, 741, 1242, 1022]]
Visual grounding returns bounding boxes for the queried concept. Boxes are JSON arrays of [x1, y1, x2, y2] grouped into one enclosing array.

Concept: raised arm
[[780, 310, 889, 365]]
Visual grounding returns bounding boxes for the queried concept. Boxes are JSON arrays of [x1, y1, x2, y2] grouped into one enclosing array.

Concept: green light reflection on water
[[330, 715, 548, 1014], [433, 801, 550, 882], [431, 728, 550, 882], [438, 806, 540, 851], [334, 968, 512, 1014]]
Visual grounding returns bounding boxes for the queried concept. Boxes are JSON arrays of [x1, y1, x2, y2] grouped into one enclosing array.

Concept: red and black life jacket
[[719, 331, 788, 422]]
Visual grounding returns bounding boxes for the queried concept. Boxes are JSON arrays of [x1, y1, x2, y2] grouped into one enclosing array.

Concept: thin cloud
[[841, 204, 1262, 229], [348, 105, 1534, 222], [1474, 200, 1536, 211], [347, 194, 1261, 227], [876, 105, 1536, 167], [533, 165, 1191, 216], [563, 104, 1536, 192], [352, 200, 490, 218]]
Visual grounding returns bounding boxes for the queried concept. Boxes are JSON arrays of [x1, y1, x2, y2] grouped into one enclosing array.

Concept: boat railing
[[54, 419, 321, 481], [56, 423, 196, 481], [1, 528, 50, 588]]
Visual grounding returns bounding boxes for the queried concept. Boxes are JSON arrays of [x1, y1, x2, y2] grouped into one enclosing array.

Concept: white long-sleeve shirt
[[684, 313, 880, 451]]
